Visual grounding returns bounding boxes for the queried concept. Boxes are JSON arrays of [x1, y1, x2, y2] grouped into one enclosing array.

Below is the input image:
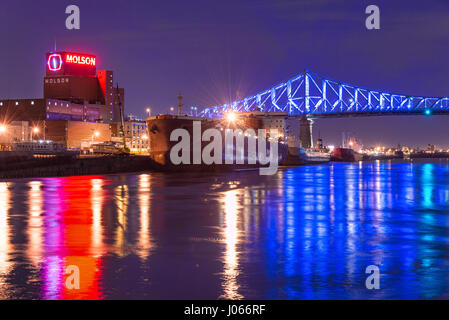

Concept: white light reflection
[[27, 181, 43, 265], [138, 174, 152, 260], [91, 179, 103, 256], [219, 189, 243, 300], [0, 182, 11, 275], [114, 185, 129, 256]]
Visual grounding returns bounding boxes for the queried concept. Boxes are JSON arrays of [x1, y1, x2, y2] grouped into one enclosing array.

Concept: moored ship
[[281, 137, 331, 165], [301, 149, 331, 163], [146, 107, 289, 172]]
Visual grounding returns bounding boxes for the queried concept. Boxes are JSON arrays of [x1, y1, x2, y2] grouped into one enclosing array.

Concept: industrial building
[[0, 51, 125, 149]]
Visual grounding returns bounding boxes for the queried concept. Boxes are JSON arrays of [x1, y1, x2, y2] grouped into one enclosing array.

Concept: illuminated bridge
[[200, 70, 449, 118]]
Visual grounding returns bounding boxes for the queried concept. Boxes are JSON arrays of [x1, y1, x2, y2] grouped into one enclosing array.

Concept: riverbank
[[2, 153, 449, 180]]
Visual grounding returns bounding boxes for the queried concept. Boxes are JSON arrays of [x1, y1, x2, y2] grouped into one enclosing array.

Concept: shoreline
[[0, 155, 157, 180], [1, 155, 449, 180]]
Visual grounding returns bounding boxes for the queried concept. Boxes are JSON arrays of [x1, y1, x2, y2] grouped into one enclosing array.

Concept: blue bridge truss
[[200, 70, 449, 118]]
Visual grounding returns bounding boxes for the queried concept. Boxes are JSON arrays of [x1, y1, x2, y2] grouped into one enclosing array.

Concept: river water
[[1, 160, 449, 299]]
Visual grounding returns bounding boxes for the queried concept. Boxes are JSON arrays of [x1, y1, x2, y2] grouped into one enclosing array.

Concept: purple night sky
[[1, 0, 448, 148]]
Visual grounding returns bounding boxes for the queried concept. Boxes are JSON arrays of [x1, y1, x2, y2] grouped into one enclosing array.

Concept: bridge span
[[200, 70, 449, 118]]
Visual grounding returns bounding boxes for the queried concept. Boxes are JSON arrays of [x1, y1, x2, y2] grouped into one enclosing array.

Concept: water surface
[[1, 160, 449, 299]]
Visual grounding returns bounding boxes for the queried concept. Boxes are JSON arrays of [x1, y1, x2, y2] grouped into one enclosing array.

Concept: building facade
[[0, 121, 31, 149], [0, 51, 126, 148], [111, 120, 148, 153], [46, 120, 111, 149]]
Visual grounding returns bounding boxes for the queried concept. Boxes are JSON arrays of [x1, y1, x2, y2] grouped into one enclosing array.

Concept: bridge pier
[[299, 116, 313, 148]]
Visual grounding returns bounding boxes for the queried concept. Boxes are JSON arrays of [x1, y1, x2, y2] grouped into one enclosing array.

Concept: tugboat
[[331, 132, 364, 162], [331, 147, 363, 162], [302, 138, 331, 163]]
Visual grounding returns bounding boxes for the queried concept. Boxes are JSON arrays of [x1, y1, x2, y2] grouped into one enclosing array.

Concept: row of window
[[48, 101, 70, 108], [132, 144, 148, 147], [0, 101, 35, 106]]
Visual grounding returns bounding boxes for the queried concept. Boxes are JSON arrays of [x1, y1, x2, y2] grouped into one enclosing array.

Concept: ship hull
[[147, 115, 288, 172]]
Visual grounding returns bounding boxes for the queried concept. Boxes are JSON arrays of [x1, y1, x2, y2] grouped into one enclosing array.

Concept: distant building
[[0, 121, 31, 149], [111, 120, 148, 153]]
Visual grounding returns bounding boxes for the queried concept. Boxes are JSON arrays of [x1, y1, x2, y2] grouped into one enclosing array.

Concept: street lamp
[[31, 127, 39, 141], [146, 108, 151, 117], [190, 106, 198, 116], [0, 125, 6, 133], [92, 130, 100, 143], [226, 112, 236, 123]]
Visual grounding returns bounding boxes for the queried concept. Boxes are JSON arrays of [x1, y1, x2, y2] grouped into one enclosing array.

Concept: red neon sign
[[65, 54, 96, 66], [47, 54, 63, 71]]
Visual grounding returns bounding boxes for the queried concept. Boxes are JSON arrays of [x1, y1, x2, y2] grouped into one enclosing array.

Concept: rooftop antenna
[[177, 92, 183, 116]]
